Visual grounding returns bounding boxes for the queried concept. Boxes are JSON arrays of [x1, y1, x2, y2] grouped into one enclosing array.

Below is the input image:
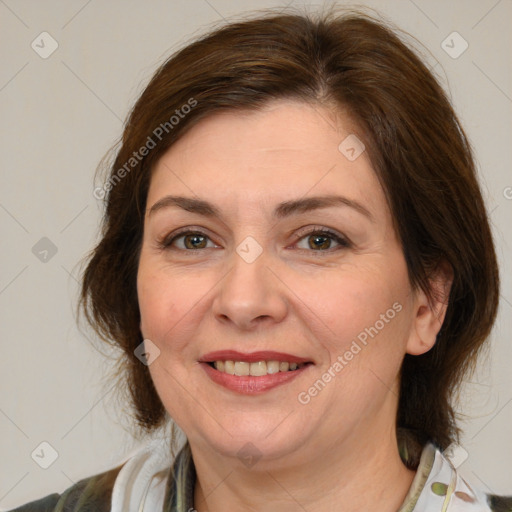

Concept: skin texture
[[137, 99, 450, 511]]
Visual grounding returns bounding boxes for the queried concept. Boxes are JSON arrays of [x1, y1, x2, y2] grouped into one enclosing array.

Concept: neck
[[191, 425, 416, 512]]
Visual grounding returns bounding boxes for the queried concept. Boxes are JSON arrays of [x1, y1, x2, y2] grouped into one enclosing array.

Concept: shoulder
[[8, 435, 179, 512], [486, 495, 512, 512], [7, 464, 124, 512]]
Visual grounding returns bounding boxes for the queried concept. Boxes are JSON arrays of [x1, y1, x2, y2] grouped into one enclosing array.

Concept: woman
[[10, 7, 511, 512]]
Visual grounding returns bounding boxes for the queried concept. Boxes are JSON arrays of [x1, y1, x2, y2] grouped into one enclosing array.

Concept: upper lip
[[199, 350, 312, 364]]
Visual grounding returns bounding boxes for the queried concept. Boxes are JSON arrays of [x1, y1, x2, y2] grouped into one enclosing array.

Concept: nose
[[211, 244, 288, 331]]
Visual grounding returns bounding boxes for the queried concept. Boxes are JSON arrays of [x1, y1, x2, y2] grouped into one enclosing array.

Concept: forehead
[[147, 99, 387, 219]]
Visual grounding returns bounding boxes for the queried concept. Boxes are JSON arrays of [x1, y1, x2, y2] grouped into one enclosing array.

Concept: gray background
[[1, 0, 511, 508]]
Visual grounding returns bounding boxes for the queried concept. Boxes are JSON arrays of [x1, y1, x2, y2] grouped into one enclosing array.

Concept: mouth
[[199, 350, 314, 394]]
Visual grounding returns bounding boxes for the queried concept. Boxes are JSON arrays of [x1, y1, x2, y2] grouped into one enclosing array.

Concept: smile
[[199, 350, 313, 394]]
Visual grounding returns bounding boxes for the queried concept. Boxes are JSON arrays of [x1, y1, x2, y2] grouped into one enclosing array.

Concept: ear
[[406, 261, 454, 356]]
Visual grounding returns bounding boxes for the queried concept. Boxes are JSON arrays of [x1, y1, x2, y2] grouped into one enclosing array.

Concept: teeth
[[234, 361, 250, 376], [279, 361, 290, 372], [266, 361, 280, 374], [250, 361, 267, 376], [212, 360, 305, 376], [224, 360, 235, 375]]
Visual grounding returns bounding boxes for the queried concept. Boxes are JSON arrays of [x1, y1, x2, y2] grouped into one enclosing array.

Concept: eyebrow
[[148, 194, 374, 222]]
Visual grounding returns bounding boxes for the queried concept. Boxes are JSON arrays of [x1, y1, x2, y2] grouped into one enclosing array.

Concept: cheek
[[137, 260, 214, 357], [137, 268, 172, 338], [310, 260, 414, 385], [297, 272, 413, 423], [320, 270, 408, 338], [137, 263, 210, 424]]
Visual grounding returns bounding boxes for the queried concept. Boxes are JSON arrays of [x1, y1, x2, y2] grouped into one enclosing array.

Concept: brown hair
[[79, 6, 499, 465]]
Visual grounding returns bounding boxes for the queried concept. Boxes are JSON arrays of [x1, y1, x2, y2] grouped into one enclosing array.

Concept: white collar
[[110, 434, 183, 512], [401, 443, 493, 511]]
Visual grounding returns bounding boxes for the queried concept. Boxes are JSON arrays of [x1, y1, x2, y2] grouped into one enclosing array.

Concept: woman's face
[[137, 99, 425, 467]]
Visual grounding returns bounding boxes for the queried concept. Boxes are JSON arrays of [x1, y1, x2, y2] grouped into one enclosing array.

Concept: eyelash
[[157, 226, 350, 255]]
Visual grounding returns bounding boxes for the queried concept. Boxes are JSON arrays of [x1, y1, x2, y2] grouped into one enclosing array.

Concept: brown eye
[[162, 231, 215, 250], [182, 233, 208, 249], [295, 228, 349, 252]]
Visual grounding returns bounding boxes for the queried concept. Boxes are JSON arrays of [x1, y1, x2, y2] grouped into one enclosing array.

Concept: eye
[[293, 227, 350, 252], [159, 230, 217, 250]]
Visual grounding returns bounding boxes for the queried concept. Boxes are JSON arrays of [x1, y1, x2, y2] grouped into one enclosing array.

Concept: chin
[[189, 418, 311, 466]]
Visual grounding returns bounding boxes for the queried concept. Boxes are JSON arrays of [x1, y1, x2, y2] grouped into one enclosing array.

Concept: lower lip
[[201, 363, 310, 394]]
